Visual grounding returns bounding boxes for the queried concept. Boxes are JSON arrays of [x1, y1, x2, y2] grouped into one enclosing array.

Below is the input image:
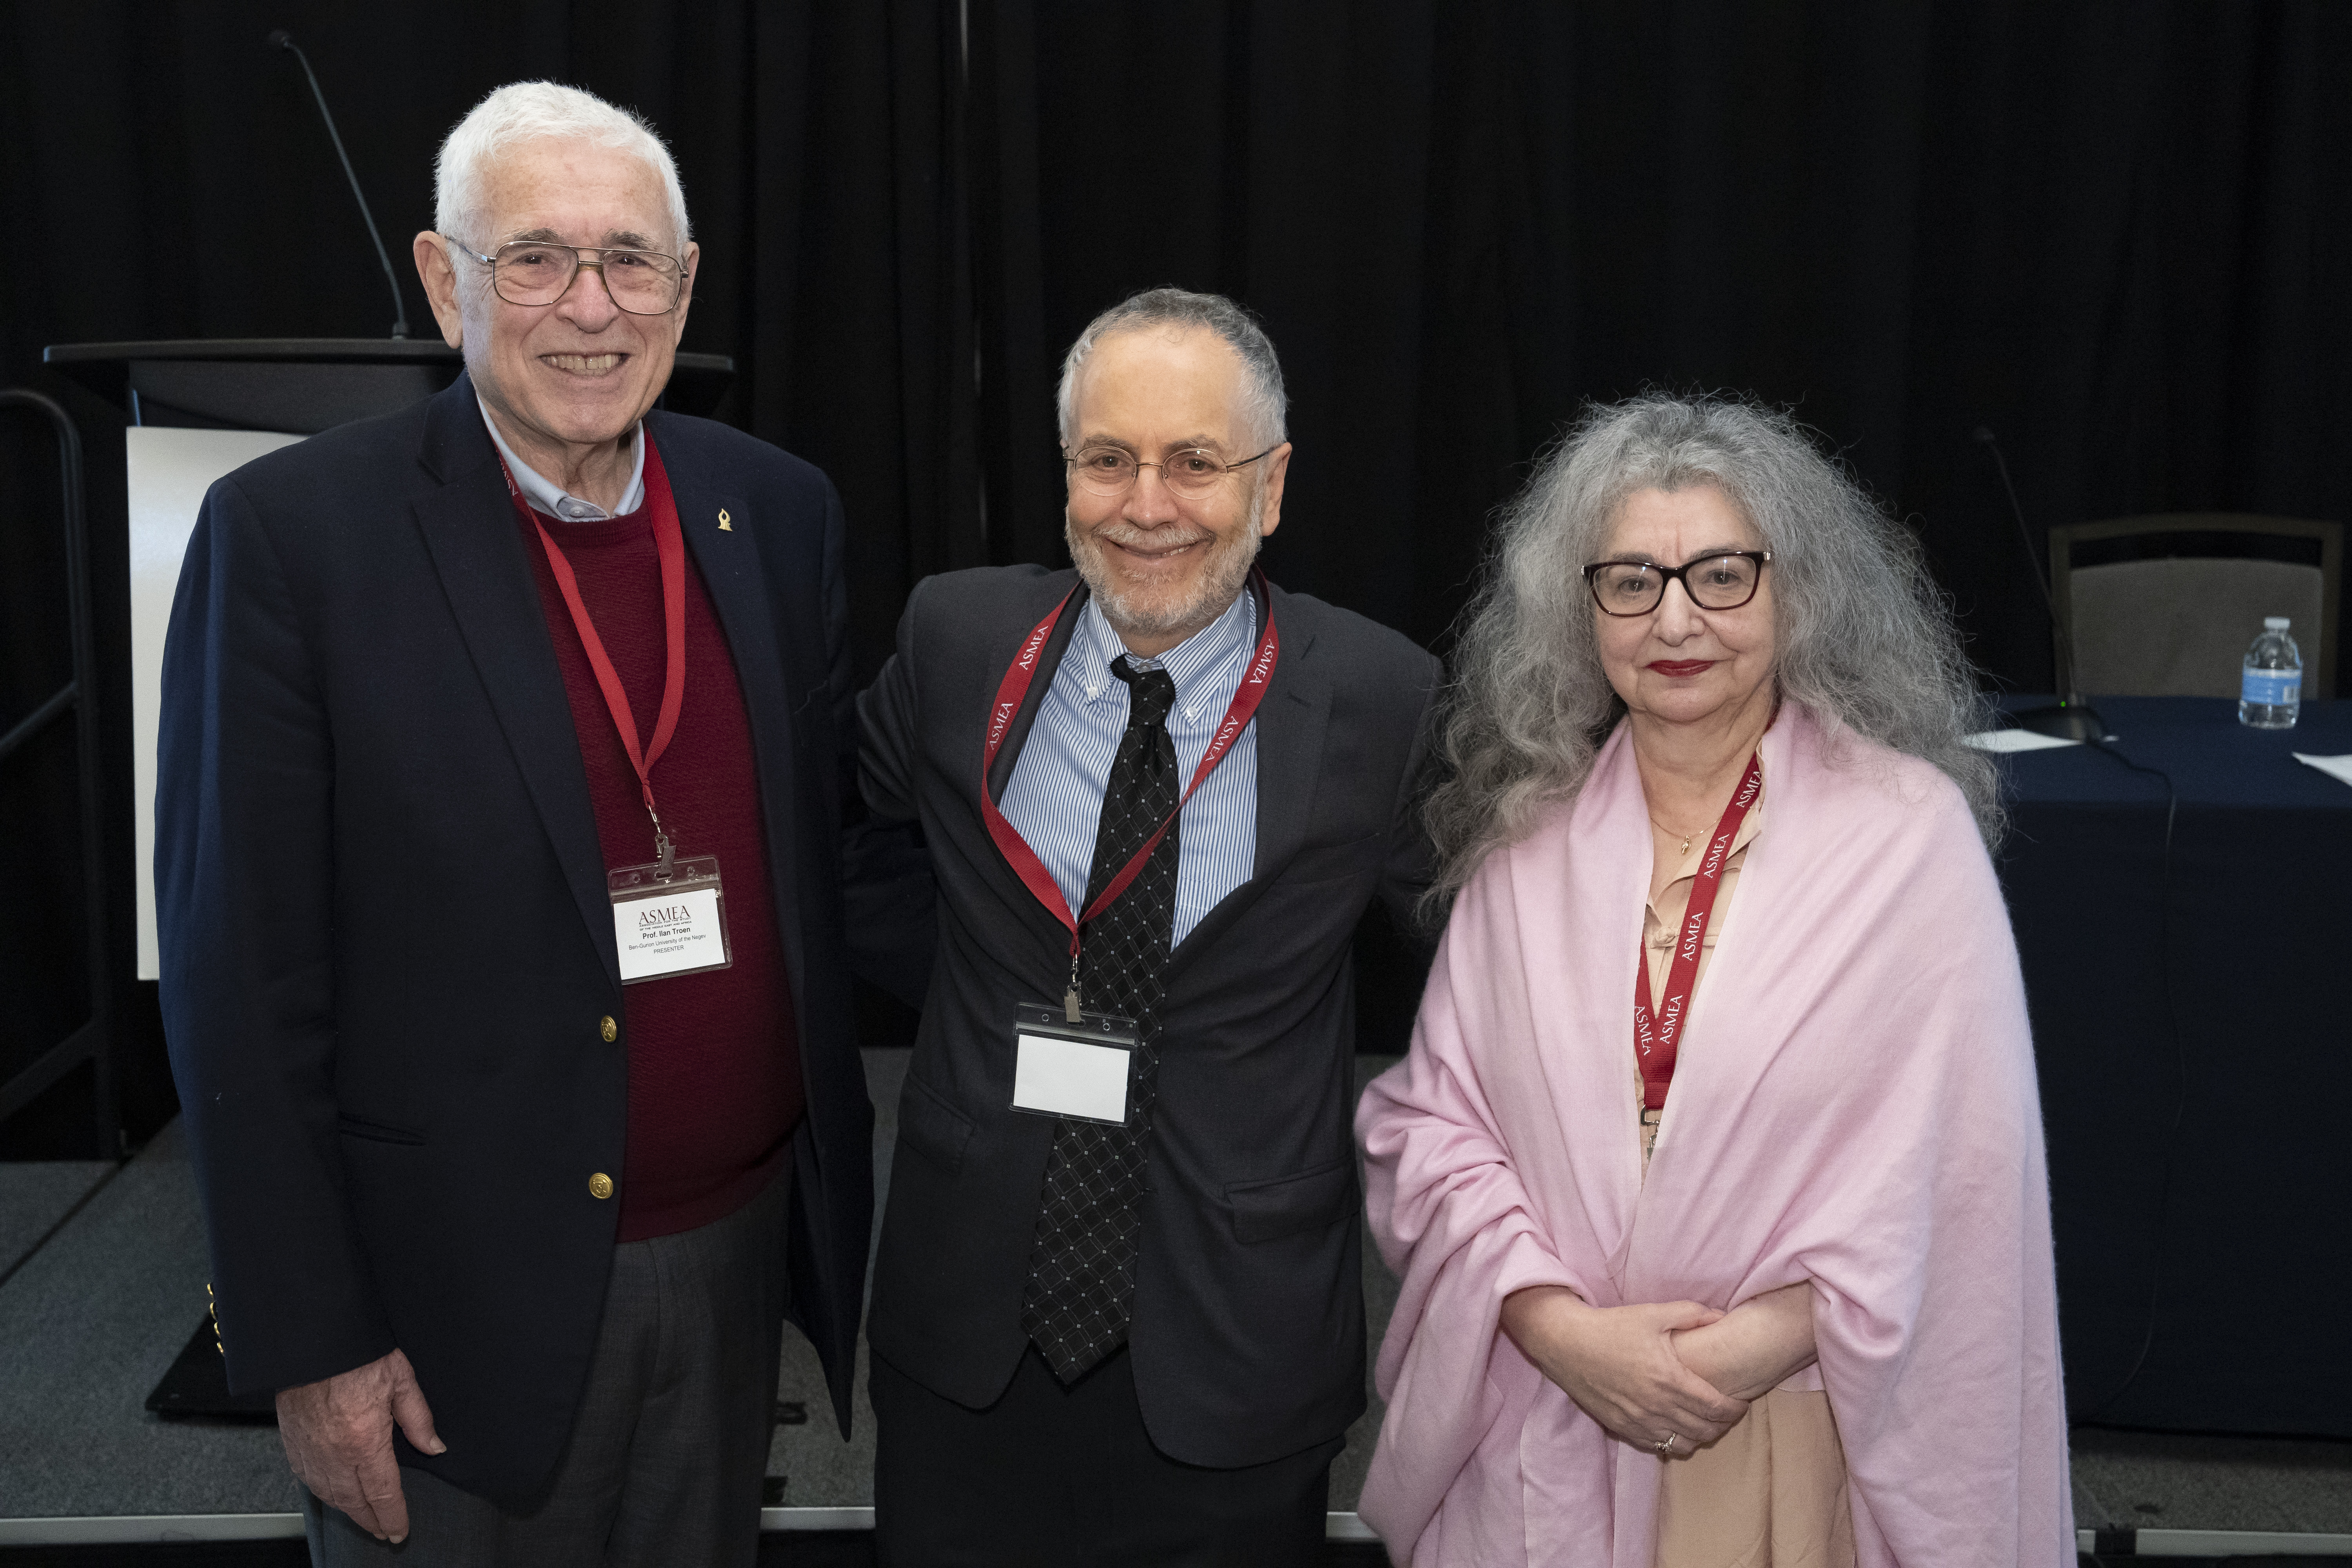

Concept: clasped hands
[[1498, 1281, 1817, 1457]]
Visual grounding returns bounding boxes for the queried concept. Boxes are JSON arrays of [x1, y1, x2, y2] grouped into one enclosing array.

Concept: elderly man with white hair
[[156, 81, 882, 1564]]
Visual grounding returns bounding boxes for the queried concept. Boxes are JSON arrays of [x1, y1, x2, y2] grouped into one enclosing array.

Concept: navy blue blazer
[[155, 374, 876, 1508]]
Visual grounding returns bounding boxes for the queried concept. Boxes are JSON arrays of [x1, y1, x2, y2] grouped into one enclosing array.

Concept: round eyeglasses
[[1583, 550, 1773, 616], [446, 236, 688, 316], [1063, 444, 1277, 500]]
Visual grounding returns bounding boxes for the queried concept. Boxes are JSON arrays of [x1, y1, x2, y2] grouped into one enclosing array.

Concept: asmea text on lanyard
[[498, 445, 733, 985], [1633, 750, 1762, 1118], [982, 573, 1279, 1129]]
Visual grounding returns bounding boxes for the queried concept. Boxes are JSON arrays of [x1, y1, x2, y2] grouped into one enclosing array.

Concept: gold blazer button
[[588, 1172, 615, 1200], [599, 1016, 618, 1043]]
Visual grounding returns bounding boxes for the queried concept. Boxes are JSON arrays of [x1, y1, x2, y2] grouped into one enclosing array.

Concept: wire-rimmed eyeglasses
[[1583, 550, 1773, 616], [1063, 444, 1278, 500], [445, 236, 688, 316]]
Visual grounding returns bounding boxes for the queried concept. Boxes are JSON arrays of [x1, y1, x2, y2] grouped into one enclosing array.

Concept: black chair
[[2049, 513, 2341, 699]]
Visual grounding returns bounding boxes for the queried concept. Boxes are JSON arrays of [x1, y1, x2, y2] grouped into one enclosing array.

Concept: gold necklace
[[1649, 817, 1696, 857]]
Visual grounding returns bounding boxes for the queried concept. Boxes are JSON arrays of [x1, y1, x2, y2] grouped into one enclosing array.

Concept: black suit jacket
[[857, 566, 1438, 1468], [155, 374, 875, 1508]]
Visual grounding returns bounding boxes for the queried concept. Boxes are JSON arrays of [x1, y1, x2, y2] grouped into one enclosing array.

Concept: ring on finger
[[1653, 1432, 1677, 1457]]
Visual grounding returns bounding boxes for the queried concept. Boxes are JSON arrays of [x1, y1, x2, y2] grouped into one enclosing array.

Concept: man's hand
[[1498, 1286, 1749, 1454], [276, 1348, 446, 1543], [1670, 1281, 1818, 1403]]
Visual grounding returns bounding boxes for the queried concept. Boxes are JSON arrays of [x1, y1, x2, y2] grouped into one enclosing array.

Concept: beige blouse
[[1639, 802, 1763, 1072], [1639, 786, 1857, 1568]]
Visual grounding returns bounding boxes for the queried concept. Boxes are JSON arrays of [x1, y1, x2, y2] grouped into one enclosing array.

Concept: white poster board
[[126, 426, 306, 980]]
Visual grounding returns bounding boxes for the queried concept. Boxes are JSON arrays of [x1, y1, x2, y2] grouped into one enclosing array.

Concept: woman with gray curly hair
[[1356, 396, 2071, 1566]]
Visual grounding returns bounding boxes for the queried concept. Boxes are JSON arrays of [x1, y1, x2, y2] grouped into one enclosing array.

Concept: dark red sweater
[[511, 448, 802, 1242]]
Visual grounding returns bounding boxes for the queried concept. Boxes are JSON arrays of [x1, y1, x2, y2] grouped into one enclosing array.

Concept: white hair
[[1056, 288, 1288, 452], [434, 81, 691, 254]]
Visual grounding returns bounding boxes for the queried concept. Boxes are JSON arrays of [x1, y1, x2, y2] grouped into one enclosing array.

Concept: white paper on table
[[2291, 753, 2352, 790], [128, 426, 307, 980], [1962, 728, 2084, 754]]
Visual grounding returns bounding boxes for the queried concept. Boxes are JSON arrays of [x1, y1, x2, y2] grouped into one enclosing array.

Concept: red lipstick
[[1646, 659, 1716, 678]]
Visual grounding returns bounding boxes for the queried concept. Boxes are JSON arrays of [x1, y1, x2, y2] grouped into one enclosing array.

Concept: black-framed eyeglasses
[[1062, 444, 1278, 500], [1583, 550, 1773, 616], [445, 236, 688, 316]]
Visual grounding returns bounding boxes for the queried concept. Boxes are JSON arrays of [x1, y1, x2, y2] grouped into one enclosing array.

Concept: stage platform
[[5, 1052, 2350, 1562]]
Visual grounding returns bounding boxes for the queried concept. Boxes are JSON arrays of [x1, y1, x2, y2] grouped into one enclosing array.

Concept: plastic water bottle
[[2239, 616, 2301, 729]]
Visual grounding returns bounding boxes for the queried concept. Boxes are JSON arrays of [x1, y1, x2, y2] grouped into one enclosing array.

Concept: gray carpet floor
[[2069, 1426, 2352, 1535], [6, 1049, 2349, 1540], [0, 1158, 113, 1283], [0, 1119, 294, 1515]]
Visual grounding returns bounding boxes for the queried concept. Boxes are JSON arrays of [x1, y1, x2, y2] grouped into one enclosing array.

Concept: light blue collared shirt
[[479, 397, 646, 520], [998, 589, 1261, 946]]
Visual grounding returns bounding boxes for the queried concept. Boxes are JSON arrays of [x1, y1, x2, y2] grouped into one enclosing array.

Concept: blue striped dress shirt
[[998, 588, 1259, 946]]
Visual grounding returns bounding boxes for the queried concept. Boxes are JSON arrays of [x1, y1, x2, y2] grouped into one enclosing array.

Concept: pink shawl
[[1357, 706, 2071, 1566]]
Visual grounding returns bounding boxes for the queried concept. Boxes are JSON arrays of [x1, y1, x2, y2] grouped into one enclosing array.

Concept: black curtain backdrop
[[4, 1, 2347, 1142]]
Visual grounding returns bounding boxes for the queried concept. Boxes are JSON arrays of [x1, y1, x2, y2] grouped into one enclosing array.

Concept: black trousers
[[870, 1343, 1339, 1568], [303, 1163, 791, 1568]]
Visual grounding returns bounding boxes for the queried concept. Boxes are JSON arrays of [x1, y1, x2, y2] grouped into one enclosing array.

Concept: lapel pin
[[717, 508, 733, 531]]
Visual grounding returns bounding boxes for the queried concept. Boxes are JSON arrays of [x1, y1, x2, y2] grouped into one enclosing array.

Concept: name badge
[[609, 856, 733, 984], [1010, 1001, 1138, 1126]]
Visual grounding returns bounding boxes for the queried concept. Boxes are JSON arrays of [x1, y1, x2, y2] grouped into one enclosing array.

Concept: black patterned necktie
[[1020, 655, 1181, 1381]]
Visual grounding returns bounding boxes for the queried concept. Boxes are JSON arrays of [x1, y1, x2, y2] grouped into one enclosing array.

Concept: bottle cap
[[2265, 616, 2291, 630]]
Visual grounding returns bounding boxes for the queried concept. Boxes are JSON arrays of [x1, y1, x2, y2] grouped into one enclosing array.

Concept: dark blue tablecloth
[[1994, 696, 2352, 1436]]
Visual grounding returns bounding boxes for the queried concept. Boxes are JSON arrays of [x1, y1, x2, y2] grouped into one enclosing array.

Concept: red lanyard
[[498, 435, 686, 858], [1633, 751, 1763, 1112], [978, 572, 1280, 1003]]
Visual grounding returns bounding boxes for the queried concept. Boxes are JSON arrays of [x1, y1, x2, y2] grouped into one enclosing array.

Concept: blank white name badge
[[609, 856, 733, 984], [1011, 1002, 1138, 1127]]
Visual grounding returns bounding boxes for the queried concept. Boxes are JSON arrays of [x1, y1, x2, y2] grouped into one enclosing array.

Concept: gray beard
[[1065, 490, 1263, 647]]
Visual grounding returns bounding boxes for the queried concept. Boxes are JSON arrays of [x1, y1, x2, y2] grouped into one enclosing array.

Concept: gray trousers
[[304, 1163, 791, 1568]]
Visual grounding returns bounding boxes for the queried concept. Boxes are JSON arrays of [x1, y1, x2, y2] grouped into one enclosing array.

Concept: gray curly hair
[[1425, 392, 2000, 902]]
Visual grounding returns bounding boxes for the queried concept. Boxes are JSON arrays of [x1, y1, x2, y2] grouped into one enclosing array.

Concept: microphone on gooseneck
[[267, 29, 410, 340], [1972, 426, 2105, 741]]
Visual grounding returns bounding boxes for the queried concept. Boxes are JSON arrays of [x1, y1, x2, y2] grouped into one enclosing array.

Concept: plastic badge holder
[[1010, 1000, 1138, 1127], [608, 855, 733, 984]]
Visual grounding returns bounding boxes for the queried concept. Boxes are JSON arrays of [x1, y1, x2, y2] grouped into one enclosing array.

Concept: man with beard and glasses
[[855, 288, 1441, 1565]]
